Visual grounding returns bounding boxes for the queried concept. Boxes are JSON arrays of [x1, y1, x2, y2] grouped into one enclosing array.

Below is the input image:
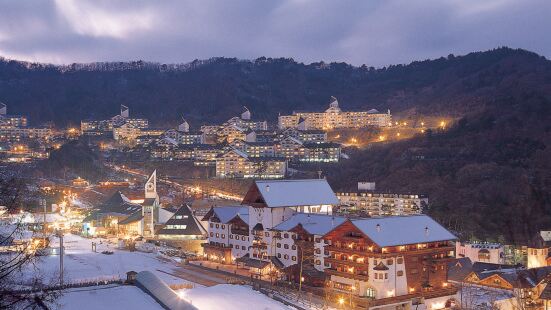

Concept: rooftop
[[348, 215, 456, 247], [253, 179, 339, 208], [273, 213, 346, 235]]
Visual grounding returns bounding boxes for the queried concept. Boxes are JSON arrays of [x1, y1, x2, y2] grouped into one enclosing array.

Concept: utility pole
[[56, 230, 64, 286]]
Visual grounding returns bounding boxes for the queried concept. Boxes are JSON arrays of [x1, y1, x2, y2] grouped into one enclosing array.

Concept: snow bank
[[177, 284, 291, 310]]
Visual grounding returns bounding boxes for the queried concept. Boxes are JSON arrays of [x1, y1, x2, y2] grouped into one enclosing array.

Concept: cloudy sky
[[0, 0, 549, 67]]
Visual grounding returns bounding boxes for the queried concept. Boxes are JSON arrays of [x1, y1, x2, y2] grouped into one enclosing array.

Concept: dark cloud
[[0, 0, 549, 66]]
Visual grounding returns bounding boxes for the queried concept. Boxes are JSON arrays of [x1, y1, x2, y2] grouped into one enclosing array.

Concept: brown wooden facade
[[323, 220, 456, 308]]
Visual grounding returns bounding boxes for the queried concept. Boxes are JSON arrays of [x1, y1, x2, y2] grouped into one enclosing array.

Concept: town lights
[[338, 297, 345, 305], [378, 135, 385, 141], [409, 287, 415, 293], [440, 121, 446, 128], [442, 282, 448, 287]]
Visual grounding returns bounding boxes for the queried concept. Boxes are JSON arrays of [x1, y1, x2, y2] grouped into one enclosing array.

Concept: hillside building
[[81, 105, 148, 136], [215, 148, 287, 179], [337, 183, 428, 216], [278, 97, 392, 130]]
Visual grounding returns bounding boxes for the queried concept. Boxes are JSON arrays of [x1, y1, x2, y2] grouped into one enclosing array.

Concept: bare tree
[[0, 177, 61, 309]]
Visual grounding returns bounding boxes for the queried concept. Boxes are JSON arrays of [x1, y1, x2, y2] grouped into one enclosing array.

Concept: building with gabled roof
[[243, 179, 338, 210], [322, 214, 458, 309], [82, 171, 160, 238], [158, 204, 207, 240]]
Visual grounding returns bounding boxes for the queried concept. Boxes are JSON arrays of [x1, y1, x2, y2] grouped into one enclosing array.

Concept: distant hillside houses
[[0, 102, 53, 141], [278, 96, 392, 130], [126, 107, 344, 178], [81, 105, 151, 138]]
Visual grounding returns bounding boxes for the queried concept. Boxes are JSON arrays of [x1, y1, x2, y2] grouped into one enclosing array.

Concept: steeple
[[241, 106, 251, 120], [120, 104, 129, 118], [0, 102, 6, 116], [178, 116, 190, 132], [145, 170, 157, 199], [329, 96, 339, 109]]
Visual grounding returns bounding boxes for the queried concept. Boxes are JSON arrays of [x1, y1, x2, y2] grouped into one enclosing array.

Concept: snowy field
[[19, 234, 293, 310], [177, 284, 293, 310], [27, 234, 191, 286], [54, 284, 164, 310]]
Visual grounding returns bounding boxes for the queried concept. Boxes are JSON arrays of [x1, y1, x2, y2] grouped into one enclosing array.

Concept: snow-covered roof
[[350, 215, 456, 247], [212, 206, 249, 224], [540, 231, 551, 242], [273, 213, 346, 236], [254, 179, 339, 208]]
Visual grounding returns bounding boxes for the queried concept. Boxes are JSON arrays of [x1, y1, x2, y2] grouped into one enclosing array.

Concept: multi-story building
[[202, 179, 340, 279], [81, 105, 148, 136], [278, 96, 392, 130], [337, 183, 428, 216], [278, 128, 327, 143], [215, 148, 287, 179], [0, 127, 53, 141], [456, 241, 505, 264], [527, 231, 551, 268], [323, 215, 458, 309], [0, 103, 52, 141], [201, 108, 267, 139]]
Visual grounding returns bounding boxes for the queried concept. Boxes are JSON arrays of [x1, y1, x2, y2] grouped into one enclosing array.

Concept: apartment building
[[215, 148, 287, 179], [81, 105, 148, 136], [337, 183, 428, 216]]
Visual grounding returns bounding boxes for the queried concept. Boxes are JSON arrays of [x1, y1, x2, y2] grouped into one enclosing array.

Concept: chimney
[[376, 224, 381, 232], [266, 185, 270, 192], [425, 226, 429, 236]]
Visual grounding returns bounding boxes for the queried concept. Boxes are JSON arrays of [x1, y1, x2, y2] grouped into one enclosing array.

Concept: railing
[[325, 257, 368, 268], [326, 245, 454, 256], [325, 268, 369, 281]]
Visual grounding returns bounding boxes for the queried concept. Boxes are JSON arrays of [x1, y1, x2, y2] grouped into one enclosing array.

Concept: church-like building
[[82, 170, 160, 237]]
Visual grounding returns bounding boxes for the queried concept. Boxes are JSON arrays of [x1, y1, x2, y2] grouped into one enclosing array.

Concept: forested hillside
[[2, 47, 551, 244], [1, 48, 548, 127]]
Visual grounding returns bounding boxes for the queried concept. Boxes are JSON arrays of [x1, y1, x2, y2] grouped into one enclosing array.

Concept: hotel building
[[278, 97, 392, 130], [323, 215, 458, 309]]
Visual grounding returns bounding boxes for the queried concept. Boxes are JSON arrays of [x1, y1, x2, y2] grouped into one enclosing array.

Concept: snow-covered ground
[[54, 284, 164, 310], [27, 234, 192, 286], [177, 284, 293, 310]]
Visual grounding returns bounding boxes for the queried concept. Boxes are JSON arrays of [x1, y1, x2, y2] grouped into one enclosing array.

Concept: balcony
[[325, 268, 369, 282], [326, 245, 370, 254], [325, 257, 368, 268]]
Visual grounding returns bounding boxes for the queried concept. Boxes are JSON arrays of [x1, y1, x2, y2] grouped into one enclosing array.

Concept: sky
[[0, 0, 549, 67]]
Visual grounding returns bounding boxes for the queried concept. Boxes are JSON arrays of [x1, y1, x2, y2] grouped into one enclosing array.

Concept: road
[[106, 163, 242, 201]]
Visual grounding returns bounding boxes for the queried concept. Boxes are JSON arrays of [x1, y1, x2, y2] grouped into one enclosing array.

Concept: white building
[[202, 179, 340, 281], [278, 97, 391, 130], [455, 241, 505, 264]]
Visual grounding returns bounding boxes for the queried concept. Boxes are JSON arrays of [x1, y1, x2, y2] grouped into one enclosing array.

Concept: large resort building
[[278, 97, 392, 130], [201, 179, 459, 309]]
